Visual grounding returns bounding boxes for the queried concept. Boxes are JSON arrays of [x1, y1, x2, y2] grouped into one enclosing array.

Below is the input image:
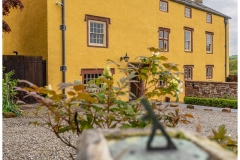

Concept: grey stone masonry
[[185, 80, 237, 98]]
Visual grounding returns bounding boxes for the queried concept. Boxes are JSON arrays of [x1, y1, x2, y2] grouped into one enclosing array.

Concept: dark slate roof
[[172, 0, 231, 19]]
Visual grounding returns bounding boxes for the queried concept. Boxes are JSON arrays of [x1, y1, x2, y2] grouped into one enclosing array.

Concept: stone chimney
[[194, 0, 203, 3]]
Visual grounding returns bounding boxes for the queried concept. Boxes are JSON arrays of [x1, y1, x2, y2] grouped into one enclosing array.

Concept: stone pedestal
[[77, 128, 237, 160]]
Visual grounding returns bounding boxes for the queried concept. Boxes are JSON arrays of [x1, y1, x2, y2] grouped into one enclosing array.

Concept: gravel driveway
[[3, 107, 237, 159]]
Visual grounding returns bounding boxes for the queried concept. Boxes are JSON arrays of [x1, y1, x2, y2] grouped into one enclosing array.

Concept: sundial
[[109, 98, 209, 160]]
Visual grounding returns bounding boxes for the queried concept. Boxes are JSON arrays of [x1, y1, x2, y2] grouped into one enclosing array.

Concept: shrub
[[15, 47, 193, 155], [2, 68, 21, 116], [208, 124, 238, 154], [184, 97, 237, 109]]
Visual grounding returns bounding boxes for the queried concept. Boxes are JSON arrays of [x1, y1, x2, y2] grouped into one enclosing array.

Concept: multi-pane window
[[185, 30, 191, 51], [89, 21, 105, 45], [159, 27, 170, 52], [185, 7, 191, 18], [158, 75, 167, 87], [184, 65, 193, 80], [83, 72, 102, 85], [206, 13, 212, 23], [206, 32, 214, 53], [85, 15, 110, 48], [206, 65, 213, 79], [184, 27, 194, 52], [81, 68, 115, 92], [160, 0, 168, 12]]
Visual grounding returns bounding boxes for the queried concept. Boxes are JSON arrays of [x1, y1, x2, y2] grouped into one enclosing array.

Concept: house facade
[[2, 0, 231, 102]]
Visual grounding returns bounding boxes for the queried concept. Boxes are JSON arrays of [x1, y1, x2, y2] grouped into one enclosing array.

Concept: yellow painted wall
[[2, 0, 48, 60], [3, 0, 229, 102], [46, 0, 229, 101]]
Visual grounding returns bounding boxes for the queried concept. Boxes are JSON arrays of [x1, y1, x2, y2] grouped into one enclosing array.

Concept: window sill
[[160, 10, 168, 12], [184, 51, 193, 53], [206, 52, 213, 54], [87, 44, 108, 48]]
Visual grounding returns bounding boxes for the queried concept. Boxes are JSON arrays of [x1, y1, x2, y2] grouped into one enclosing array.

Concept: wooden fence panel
[[2, 55, 46, 103]]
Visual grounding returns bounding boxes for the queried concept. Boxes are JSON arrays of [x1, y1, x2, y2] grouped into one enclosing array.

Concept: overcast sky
[[203, 0, 238, 56]]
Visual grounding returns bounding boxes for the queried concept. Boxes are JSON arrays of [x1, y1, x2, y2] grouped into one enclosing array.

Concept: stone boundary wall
[[185, 80, 238, 98]]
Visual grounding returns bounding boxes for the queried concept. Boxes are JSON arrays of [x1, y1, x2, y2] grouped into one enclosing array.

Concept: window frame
[[160, 0, 168, 12], [184, 27, 194, 52], [206, 65, 214, 79], [158, 75, 167, 87], [158, 27, 170, 52], [206, 13, 212, 23], [205, 31, 214, 54], [85, 15, 110, 48], [184, 65, 194, 80], [81, 68, 115, 84], [184, 6, 192, 18]]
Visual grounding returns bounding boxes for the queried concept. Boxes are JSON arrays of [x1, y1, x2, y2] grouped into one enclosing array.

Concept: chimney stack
[[194, 0, 203, 3]]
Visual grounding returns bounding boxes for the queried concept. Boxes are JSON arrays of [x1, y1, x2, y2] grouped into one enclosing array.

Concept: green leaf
[[127, 106, 134, 115], [141, 67, 149, 73], [59, 126, 72, 133], [110, 107, 121, 112], [159, 56, 168, 61], [212, 129, 218, 138], [138, 74, 148, 81], [54, 115, 60, 122], [218, 124, 227, 138], [163, 63, 170, 69], [171, 66, 179, 71], [152, 66, 157, 73], [87, 114, 93, 124], [119, 124, 132, 129]]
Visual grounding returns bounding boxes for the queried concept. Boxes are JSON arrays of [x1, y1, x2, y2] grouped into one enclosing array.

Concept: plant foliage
[[229, 59, 237, 75], [208, 124, 238, 154], [107, 47, 183, 101], [15, 47, 193, 152], [2, 67, 21, 115], [2, 0, 24, 32], [184, 97, 237, 109]]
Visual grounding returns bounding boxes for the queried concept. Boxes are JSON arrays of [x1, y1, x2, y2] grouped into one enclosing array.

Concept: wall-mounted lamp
[[13, 51, 18, 55], [56, 1, 63, 6], [120, 53, 129, 62]]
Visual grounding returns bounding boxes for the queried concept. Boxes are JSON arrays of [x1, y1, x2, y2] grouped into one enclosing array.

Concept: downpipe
[[224, 17, 228, 82], [56, 0, 67, 98]]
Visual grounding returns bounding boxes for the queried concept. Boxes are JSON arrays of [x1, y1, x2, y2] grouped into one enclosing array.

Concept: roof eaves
[[171, 0, 231, 19]]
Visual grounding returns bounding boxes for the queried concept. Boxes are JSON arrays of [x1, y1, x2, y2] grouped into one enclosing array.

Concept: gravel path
[[3, 107, 238, 159]]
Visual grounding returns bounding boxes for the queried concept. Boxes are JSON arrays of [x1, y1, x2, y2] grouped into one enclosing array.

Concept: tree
[[2, 0, 24, 33]]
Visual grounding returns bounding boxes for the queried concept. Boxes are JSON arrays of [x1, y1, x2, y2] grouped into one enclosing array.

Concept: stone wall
[[185, 80, 238, 98]]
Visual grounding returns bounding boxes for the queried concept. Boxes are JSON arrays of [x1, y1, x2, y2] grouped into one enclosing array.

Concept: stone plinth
[[77, 128, 237, 160]]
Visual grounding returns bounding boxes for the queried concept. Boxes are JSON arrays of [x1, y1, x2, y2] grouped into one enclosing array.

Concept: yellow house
[[2, 0, 231, 102]]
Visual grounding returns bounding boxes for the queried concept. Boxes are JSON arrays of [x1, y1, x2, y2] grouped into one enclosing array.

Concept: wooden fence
[[3, 55, 46, 103]]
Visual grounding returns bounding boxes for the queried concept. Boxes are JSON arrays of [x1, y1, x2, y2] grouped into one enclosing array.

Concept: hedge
[[184, 97, 238, 109]]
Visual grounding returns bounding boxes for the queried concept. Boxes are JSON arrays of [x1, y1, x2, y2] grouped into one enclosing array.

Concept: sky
[[203, 0, 238, 56]]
